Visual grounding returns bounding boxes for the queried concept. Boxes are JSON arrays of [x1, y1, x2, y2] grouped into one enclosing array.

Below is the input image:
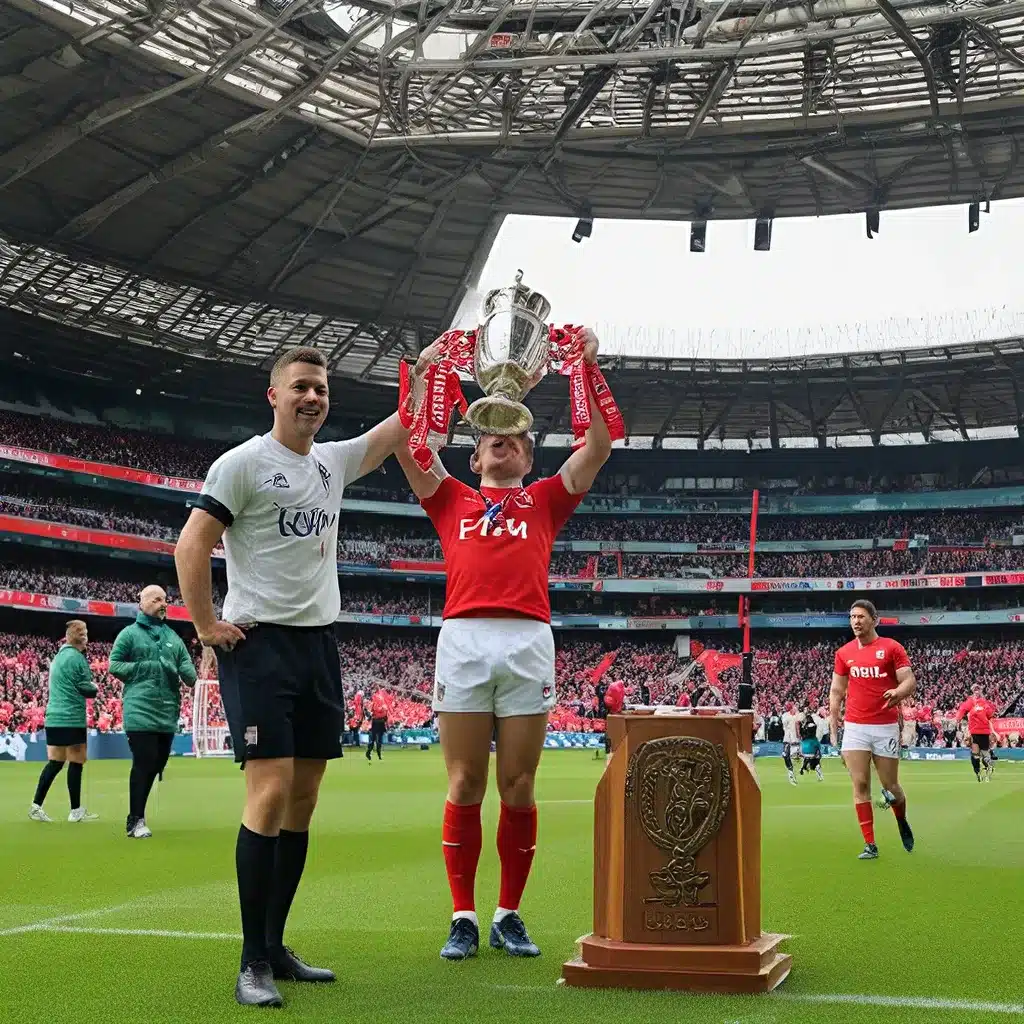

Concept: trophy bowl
[[464, 271, 551, 436]]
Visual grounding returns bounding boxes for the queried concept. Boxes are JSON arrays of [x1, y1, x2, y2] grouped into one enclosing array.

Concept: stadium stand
[[3, 398, 1024, 751]]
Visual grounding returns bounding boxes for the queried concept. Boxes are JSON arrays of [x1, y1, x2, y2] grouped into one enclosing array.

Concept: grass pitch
[[1, 750, 1022, 1024]]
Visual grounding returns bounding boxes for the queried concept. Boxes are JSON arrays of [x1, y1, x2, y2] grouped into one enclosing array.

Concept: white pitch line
[[0, 901, 139, 937], [776, 993, 1024, 1016], [40, 926, 239, 941], [486, 984, 1024, 1014]]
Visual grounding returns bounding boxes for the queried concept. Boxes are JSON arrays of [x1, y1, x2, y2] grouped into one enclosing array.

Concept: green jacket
[[44, 644, 98, 729], [109, 613, 198, 733]]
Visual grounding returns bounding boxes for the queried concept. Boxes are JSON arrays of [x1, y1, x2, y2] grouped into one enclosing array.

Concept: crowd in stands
[[0, 410, 224, 480], [339, 584, 432, 616], [7, 480, 1024, 580], [563, 511, 1024, 544], [0, 565, 225, 610], [2, 630, 1020, 744], [0, 489, 181, 541]]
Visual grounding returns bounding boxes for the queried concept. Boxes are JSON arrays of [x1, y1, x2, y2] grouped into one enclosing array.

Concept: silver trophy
[[464, 270, 551, 435]]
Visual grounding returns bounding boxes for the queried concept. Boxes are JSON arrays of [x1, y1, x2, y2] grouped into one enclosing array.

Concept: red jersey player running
[[955, 684, 1000, 782], [829, 600, 917, 860], [396, 329, 611, 963]]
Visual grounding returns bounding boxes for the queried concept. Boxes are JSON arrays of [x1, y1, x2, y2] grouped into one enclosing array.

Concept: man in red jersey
[[955, 684, 1000, 782], [395, 329, 611, 963], [366, 688, 390, 762], [829, 599, 917, 860]]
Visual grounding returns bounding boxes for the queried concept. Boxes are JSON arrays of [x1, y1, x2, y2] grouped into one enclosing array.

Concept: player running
[[829, 600, 917, 860], [781, 701, 801, 785], [956, 684, 1000, 782], [395, 329, 611, 963]]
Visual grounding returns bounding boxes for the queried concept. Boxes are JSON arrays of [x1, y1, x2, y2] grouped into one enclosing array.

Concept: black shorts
[[218, 623, 344, 764], [45, 727, 87, 747], [971, 733, 991, 751], [370, 718, 387, 738]]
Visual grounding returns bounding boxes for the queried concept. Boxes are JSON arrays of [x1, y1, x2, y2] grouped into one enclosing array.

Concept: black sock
[[783, 752, 794, 771], [237, 825, 278, 969], [266, 829, 310, 954], [33, 760, 64, 806], [67, 762, 83, 811], [971, 755, 980, 776]]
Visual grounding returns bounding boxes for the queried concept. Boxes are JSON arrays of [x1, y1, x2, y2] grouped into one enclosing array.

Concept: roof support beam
[[142, 129, 319, 264], [872, 0, 941, 119]]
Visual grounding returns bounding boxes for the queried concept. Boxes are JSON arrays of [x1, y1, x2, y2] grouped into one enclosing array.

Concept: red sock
[[855, 801, 875, 844], [442, 801, 482, 913], [497, 802, 537, 912], [891, 795, 907, 821]]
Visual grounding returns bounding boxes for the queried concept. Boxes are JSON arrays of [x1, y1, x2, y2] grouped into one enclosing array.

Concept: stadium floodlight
[[572, 216, 593, 243], [753, 217, 772, 252], [866, 208, 880, 239], [690, 221, 707, 253]]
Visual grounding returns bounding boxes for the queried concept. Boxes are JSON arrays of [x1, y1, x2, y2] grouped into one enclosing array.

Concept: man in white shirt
[[175, 345, 420, 1008], [781, 701, 801, 786]]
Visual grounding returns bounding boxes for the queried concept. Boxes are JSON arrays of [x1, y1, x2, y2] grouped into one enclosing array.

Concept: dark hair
[[850, 599, 878, 619], [270, 346, 328, 386]]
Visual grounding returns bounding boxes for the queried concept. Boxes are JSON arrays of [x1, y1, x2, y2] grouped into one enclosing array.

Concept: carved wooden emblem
[[624, 736, 731, 907]]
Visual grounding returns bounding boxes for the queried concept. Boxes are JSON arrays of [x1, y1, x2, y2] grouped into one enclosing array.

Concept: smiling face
[[268, 357, 329, 447], [471, 432, 534, 483]]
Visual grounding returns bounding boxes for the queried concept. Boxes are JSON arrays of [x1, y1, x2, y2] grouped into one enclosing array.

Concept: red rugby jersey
[[422, 473, 583, 622], [833, 636, 911, 726]]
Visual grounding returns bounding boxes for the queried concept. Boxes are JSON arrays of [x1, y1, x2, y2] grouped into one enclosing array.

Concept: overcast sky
[[458, 197, 1024, 360]]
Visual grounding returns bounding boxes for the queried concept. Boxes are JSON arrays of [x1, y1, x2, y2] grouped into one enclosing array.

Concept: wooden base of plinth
[[560, 933, 792, 994]]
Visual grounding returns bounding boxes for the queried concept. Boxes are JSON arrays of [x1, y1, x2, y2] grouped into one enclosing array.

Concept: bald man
[[109, 586, 197, 838]]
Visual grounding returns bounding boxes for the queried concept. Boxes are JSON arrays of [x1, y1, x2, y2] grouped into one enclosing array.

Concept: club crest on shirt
[[876, 649, 885, 659], [316, 460, 331, 493], [262, 473, 289, 489], [513, 490, 535, 509]]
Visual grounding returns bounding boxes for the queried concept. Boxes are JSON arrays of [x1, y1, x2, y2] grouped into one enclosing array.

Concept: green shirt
[[44, 645, 98, 729], [108, 613, 198, 733]]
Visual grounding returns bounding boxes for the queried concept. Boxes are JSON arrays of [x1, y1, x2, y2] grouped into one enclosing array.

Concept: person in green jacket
[[29, 619, 100, 824], [108, 585, 197, 839]]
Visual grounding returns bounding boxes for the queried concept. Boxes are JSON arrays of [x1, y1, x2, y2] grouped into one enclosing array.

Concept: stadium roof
[[5, 306, 1024, 445], [4, 0, 1024, 385]]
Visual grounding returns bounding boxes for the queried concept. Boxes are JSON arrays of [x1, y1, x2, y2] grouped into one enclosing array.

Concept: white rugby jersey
[[196, 432, 367, 628], [782, 712, 802, 744]]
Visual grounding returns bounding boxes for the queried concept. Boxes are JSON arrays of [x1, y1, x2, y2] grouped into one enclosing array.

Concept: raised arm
[[559, 330, 613, 496], [394, 445, 448, 501], [347, 342, 442, 482], [175, 509, 246, 650], [828, 672, 848, 748]]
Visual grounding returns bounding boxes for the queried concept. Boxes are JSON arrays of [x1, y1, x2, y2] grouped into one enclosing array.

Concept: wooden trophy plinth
[[561, 711, 791, 994]]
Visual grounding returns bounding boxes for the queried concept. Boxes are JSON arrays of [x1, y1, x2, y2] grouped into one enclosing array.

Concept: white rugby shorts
[[841, 721, 900, 759], [433, 618, 556, 718]]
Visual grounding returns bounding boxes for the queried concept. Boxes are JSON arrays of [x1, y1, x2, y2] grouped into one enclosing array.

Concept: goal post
[[192, 679, 232, 758]]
